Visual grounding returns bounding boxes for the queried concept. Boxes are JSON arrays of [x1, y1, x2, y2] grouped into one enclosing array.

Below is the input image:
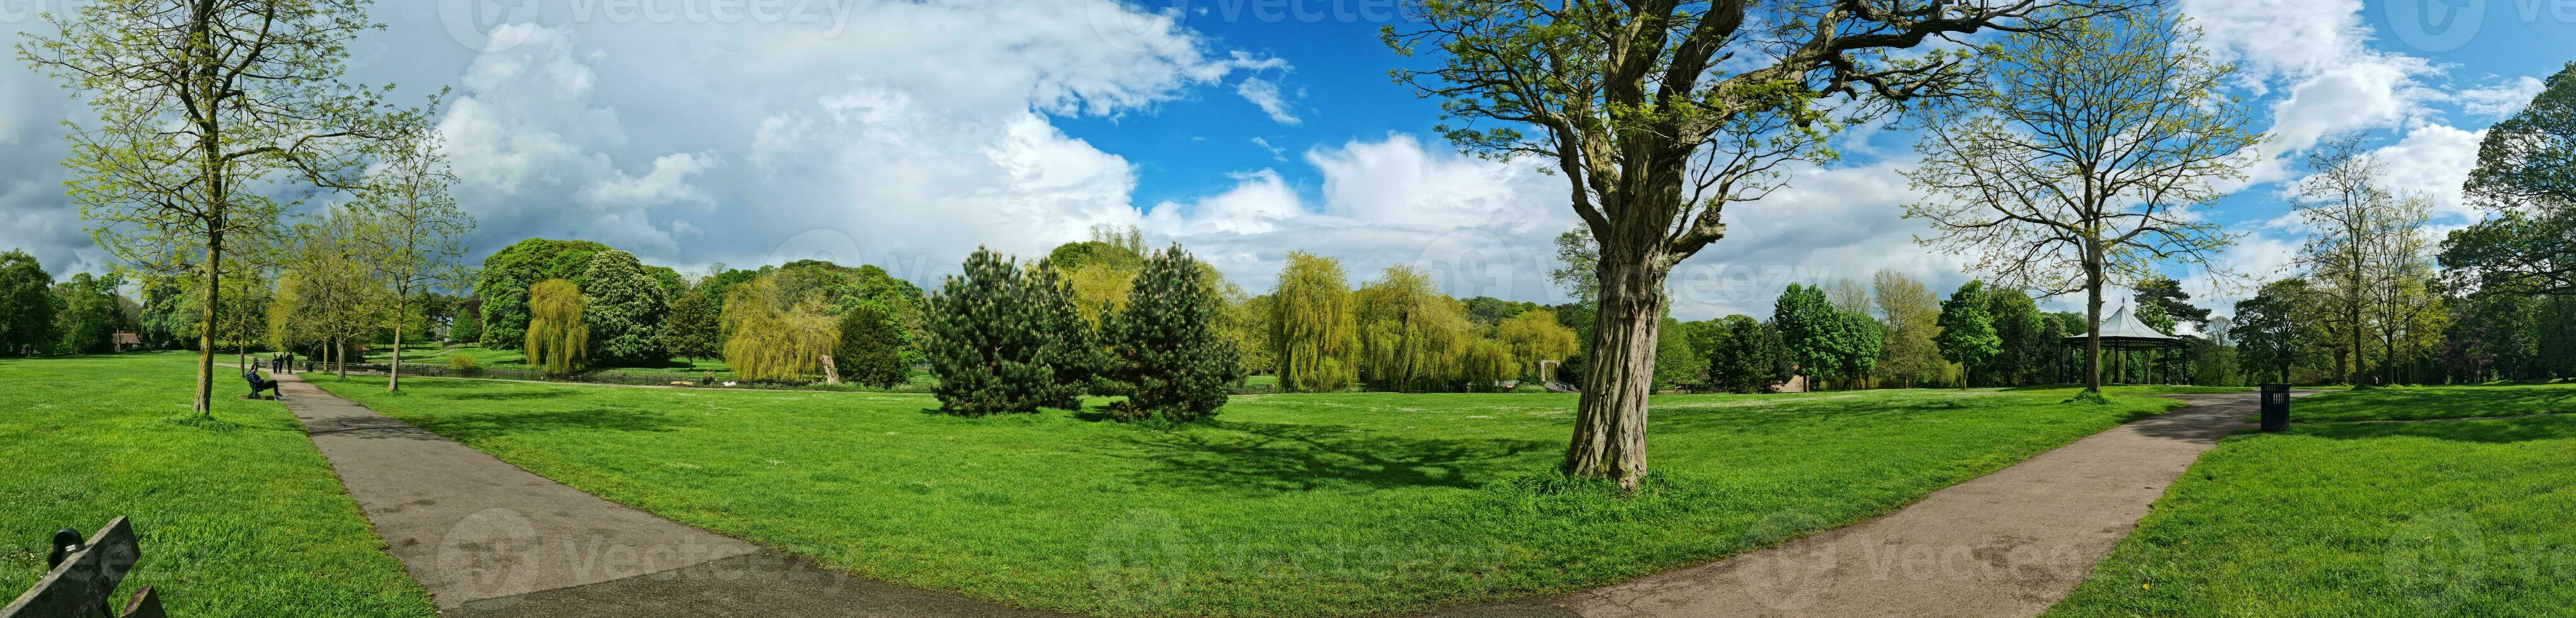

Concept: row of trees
[[0, 252, 138, 356], [1268, 252, 1581, 393]]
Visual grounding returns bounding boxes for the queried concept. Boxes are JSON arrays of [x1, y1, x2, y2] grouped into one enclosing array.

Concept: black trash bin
[[2260, 383, 2291, 431]]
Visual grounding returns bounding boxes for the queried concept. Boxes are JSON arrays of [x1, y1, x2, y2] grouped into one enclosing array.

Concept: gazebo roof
[[2065, 306, 2183, 349]]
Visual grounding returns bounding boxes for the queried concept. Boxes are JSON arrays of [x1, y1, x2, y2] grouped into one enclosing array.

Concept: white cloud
[[2368, 124, 2487, 222], [1237, 77, 1301, 125], [2456, 76, 2546, 118]]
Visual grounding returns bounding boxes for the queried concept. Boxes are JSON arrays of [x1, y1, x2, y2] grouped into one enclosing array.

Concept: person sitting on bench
[[244, 370, 283, 400]]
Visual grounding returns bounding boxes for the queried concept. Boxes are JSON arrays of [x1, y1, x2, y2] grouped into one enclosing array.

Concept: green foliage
[[2233, 279, 2328, 384], [2447, 61, 2575, 296], [1547, 227, 1598, 303], [1355, 265, 1474, 391], [1268, 251, 1359, 392], [1705, 315, 1789, 394], [1104, 246, 1243, 422], [446, 354, 478, 371], [524, 279, 587, 373], [925, 249, 1096, 415], [0, 250, 59, 354], [1771, 283, 1882, 390], [2131, 277, 2209, 329], [475, 239, 612, 350], [660, 291, 720, 363], [52, 272, 129, 354], [834, 303, 909, 389], [578, 250, 670, 364], [1983, 288, 2052, 387], [1461, 296, 1537, 326], [1493, 309, 1578, 380], [1936, 281, 2002, 385], [720, 276, 837, 383], [448, 300, 483, 344], [1651, 315, 1702, 388]]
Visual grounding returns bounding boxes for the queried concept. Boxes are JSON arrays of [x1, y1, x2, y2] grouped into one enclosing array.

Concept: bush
[[447, 354, 480, 371], [1103, 246, 1240, 422]]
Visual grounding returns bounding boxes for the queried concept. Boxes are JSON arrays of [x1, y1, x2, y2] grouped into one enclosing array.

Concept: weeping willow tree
[[722, 276, 839, 382], [1356, 264, 1476, 391], [525, 279, 588, 373], [1268, 251, 1359, 391]]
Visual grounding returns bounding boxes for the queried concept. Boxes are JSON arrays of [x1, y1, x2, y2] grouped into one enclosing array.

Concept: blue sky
[[1, 0, 2570, 321]]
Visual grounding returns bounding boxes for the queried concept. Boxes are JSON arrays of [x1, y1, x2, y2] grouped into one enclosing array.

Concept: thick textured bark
[[1562, 257, 1670, 491]]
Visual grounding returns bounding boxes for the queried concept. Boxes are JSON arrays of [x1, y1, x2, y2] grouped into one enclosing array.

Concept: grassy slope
[[309, 376, 2178, 617], [2048, 381, 2576, 617], [2286, 382, 2576, 423], [0, 354, 435, 617]]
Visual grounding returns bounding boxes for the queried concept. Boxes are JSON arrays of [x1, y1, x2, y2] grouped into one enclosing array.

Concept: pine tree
[[1104, 246, 1242, 422], [835, 303, 911, 388], [581, 250, 670, 364], [661, 291, 721, 363], [925, 249, 1096, 415]]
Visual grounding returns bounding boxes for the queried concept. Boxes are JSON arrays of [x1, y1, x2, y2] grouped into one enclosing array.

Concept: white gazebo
[[2061, 306, 2187, 385]]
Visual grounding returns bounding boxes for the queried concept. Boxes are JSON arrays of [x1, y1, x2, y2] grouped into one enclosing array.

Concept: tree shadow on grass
[[403, 407, 688, 443], [1108, 420, 1555, 495], [2294, 412, 2576, 445], [2295, 386, 2576, 423]]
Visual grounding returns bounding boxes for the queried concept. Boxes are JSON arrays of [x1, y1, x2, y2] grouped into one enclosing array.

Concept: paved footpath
[[268, 373, 1069, 618], [1444, 393, 2279, 618]]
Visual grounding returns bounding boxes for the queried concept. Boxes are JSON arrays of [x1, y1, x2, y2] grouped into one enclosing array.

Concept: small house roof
[[112, 332, 143, 345]]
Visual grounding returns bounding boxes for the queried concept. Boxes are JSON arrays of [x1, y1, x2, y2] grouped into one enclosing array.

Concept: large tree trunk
[[1563, 257, 1670, 491]]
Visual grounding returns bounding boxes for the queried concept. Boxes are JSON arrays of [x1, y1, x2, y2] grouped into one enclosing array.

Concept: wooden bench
[[1, 517, 164, 618]]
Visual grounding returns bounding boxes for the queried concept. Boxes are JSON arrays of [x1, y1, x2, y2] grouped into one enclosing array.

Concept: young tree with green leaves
[[1389, 0, 2130, 488], [20, 0, 413, 415], [834, 303, 911, 388], [580, 250, 671, 365], [0, 250, 58, 355], [1268, 251, 1359, 392], [1494, 308, 1579, 380], [1705, 315, 1787, 394], [1104, 246, 1243, 422], [1872, 271, 1945, 388], [526, 279, 587, 374], [1935, 281, 2000, 388], [721, 276, 836, 383], [1905, 8, 2255, 399], [2233, 279, 2325, 385], [661, 291, 721, 363], [353, 115, 473, 392], [1355, 265, 1474, 392]]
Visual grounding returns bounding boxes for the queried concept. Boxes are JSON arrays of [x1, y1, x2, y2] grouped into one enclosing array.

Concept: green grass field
[[305, 375, 2181, 617], [2048, 382, 2576, 617], [2284, 382, 2576, 423], [0, 353, 435, 617]]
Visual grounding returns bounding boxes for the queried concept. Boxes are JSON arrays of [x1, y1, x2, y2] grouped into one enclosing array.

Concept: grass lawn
[[2047, 411, 2576, 617], [0, 353, 435, 617], [2284, 382, 2576, 423], [307, 375, 2182, 617]]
